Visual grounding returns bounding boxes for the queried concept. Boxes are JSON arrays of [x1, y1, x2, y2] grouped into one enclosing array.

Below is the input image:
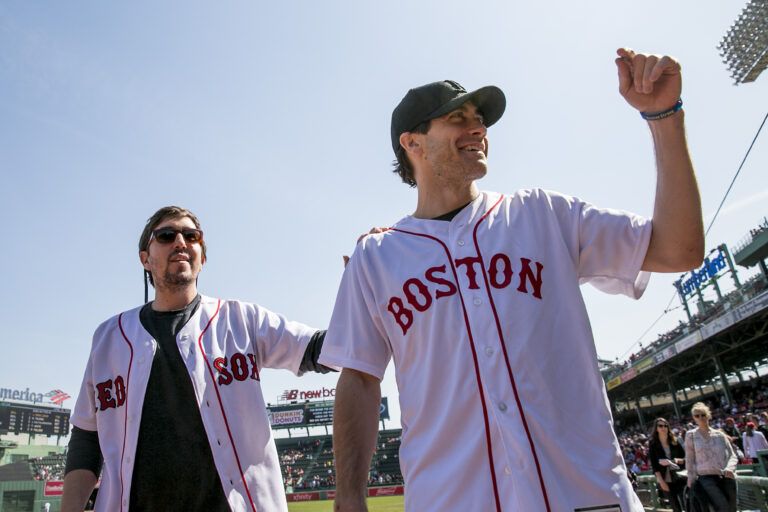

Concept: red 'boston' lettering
[[403, 278, 432, 312], [96, 379, 116, 411], [425, 265, 457, 299], [455, 256, 482, 289], [517, 258, 544, 299], [385, 253, 543, 335], [387, 297, 414, 335], [214, 357, 233, 386], [489, 253, 513, 289]]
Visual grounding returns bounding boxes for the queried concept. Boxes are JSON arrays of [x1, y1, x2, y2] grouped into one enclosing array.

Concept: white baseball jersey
[[320, 189, 651, 512], [71, 295, 316, 512]]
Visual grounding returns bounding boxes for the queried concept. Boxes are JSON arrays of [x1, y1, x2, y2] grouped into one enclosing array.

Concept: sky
[[1, 1, 766, 438]]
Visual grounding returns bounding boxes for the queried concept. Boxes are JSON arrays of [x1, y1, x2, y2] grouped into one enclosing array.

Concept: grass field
[[288, 496, 404, 512]]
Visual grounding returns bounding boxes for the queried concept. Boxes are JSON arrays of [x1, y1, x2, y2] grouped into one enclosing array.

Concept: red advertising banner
[[285, 486, 403, 502], [368, 486, 404, 497], [286, 492, 320, 502], [44, 481, 64, 496]]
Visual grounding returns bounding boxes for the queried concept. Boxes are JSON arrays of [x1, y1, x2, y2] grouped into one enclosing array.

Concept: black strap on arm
[[299, 330, 337, 374], [65, 426, 103, 477]]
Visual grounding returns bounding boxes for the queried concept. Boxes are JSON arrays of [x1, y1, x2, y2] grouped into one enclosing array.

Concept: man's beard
[[426, 141, 487, 183], [159, 269, 195, 291]]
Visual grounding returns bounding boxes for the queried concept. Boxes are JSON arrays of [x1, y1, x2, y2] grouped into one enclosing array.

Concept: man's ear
[[139, 251, 150, 270], [399, 132, 423, 157]]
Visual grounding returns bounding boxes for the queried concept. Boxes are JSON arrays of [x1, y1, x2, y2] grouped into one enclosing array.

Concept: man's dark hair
[[138, 206, 207, 287], [391, 120, 430, 187]]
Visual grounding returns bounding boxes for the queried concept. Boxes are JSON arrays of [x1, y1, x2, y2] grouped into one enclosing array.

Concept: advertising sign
[[675, 249, 728, 298], [44, 481, 65, 496], [268, 397, 389, 429]]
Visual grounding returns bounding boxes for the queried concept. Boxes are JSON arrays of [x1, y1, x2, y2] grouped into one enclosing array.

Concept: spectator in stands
[[742, 421, 768, 464], [649, 417, 685, 512], [685, 402, 738, 512], [722, 417, 742, 452], [759, 412, 768, 439]]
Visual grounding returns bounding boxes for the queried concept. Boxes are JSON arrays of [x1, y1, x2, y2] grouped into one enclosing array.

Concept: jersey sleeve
[[70, 332, 100, 432], [546, 189, 651, 299], [319, 241, 392, 380], [249, 303, 318, 376]]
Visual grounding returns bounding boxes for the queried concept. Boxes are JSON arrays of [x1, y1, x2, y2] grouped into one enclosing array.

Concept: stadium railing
[[637, 473, 768, 511]]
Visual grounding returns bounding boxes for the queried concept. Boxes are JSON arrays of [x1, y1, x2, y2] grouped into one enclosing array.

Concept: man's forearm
[[643, 111, 704, 272], [61, 469, 97, 512], [333, 368, 381, 512]]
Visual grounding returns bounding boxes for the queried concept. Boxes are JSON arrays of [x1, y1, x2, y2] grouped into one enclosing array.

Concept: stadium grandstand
[[601, 217, 768, 509]]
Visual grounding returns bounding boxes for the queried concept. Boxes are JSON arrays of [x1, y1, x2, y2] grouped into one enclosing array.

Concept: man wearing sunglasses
[[62, 206, 333, 512]]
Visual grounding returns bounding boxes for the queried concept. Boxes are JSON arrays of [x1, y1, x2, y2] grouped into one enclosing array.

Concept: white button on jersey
[[473, 297, 482, 306], [484, 347, 494, 357], [457, 239, 465, 246], [505, 466, 512, 475], [498, 402, 508, 412]]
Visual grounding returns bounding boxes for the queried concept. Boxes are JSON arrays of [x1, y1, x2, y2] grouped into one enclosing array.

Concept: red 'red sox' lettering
[[388, 253, 544, 335], [96, 375, 126, 411], [213, 353, 260, 386]]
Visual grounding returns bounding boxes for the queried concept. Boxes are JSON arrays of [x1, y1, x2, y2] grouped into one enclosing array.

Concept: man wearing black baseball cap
[[322, 47, 703, 512]]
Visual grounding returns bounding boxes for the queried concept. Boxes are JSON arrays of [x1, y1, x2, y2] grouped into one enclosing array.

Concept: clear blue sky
[[1, 1, 766, 434]]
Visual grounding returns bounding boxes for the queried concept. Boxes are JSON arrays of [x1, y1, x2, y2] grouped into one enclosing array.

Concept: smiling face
[[139, 215, 205, 293], [407, 101, 489, 187]]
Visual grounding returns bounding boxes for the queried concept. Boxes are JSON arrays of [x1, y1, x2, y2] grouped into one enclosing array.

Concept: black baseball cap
[[391, 80, 506, 153]]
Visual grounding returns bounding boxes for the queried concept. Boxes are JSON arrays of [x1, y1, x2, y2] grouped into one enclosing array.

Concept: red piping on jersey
[[117, 313, 135, 512], [472, 193, 552, 512], [196, 299, 259, 512], [391, 227, 503, 512]]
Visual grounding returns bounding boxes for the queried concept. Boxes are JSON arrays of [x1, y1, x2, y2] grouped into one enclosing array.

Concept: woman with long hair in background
[[649, 417, 686, 511]]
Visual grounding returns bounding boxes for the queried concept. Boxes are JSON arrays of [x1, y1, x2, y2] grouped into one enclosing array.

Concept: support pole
[[667, 377, 682, 420], [713, 354, 734, 407], [635, 397, 646, 430]]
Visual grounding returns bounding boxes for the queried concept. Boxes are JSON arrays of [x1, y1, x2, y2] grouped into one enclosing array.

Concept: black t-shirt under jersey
[[129, 295, 230, 511]]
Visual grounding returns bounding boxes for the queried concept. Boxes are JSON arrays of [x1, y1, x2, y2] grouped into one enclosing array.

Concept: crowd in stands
[[606, 272, 768, 378], [30, 454, 66, 481], [276, 430, 404, 492], [748, 219, 768, 240], [616, 376, 768, 474]]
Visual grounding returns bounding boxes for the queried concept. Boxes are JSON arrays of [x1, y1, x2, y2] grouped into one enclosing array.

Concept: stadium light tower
[[718, 0, 768, 84]]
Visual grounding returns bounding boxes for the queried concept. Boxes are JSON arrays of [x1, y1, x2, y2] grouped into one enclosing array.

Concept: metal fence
[[637, 473, 768, 511]]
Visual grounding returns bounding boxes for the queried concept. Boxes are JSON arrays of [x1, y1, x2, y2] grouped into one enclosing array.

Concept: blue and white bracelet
[[640, 99, 683, 121]]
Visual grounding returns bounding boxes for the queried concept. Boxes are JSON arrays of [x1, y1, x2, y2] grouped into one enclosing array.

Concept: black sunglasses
[[150, 227, 204, 245], [657, 423, 669, 428]]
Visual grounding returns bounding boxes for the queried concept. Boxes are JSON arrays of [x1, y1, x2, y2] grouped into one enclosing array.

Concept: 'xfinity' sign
[[675, 250, 727, 298]]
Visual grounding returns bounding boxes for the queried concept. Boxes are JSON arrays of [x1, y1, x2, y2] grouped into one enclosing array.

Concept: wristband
[[640, 99, 683, 121]]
